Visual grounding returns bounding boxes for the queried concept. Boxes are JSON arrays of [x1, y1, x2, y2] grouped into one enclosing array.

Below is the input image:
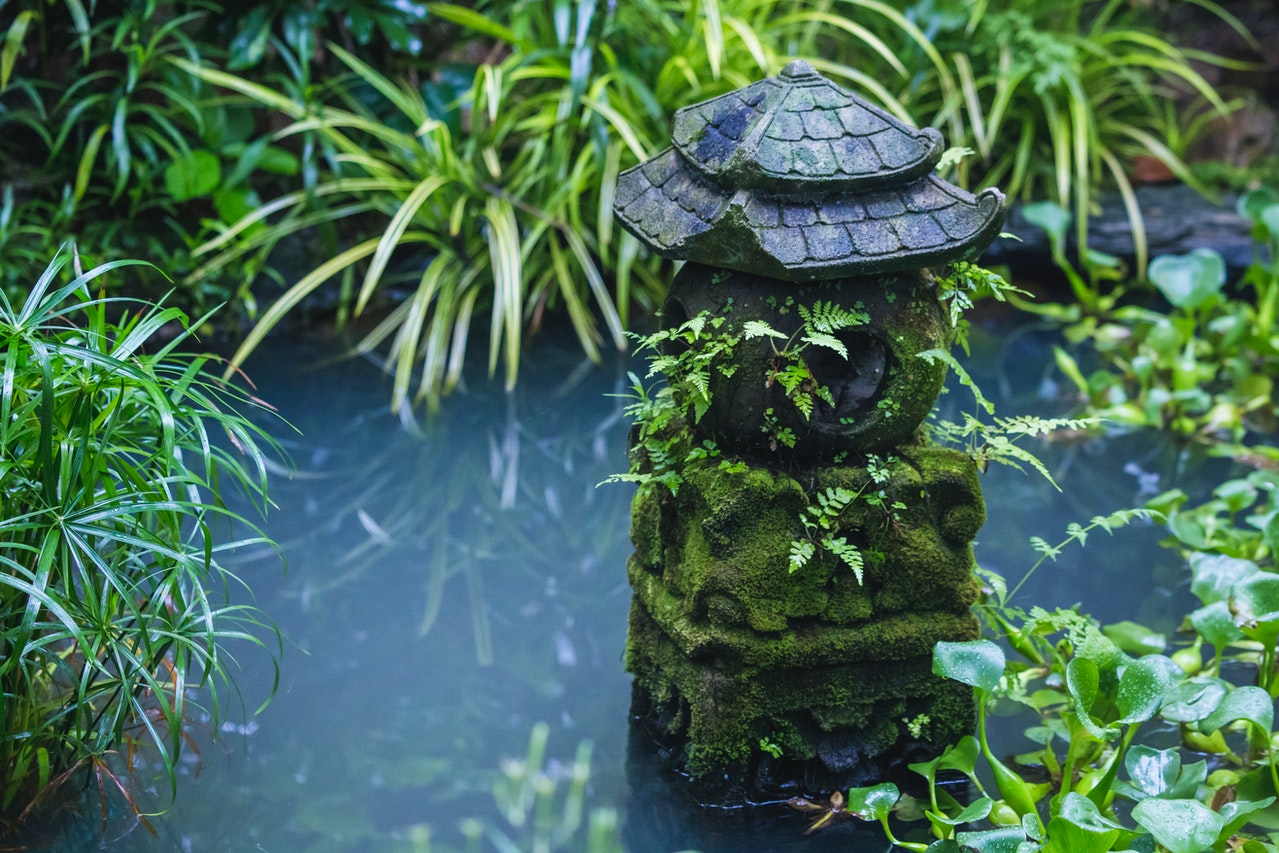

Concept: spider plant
[[175, 0, 948, 412], [0, 247, 281, 827], [909, 0, 1254, 283]]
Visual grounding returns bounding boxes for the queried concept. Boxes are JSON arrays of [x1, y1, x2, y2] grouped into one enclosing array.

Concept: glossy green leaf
[[1232, 574, 1279, 647], [1189, 553, 1259, 605], [955, 826, 1028, 853], [1189, 602, 1244, 650], [1131, 797, 1223, 853], [1043, 793, 1122, 853], [1104, 621, 1166, 655], [928, 796, 993, 827], [1066, 657, 1115, 739], [1148, 249, 1226, 310], [1199, 686, 1274, 735], [846, 783, 899, 820], [1116, 655, 1182, 724], [934, 640, 1005, 694], [1118, 745, 1206, 801], [1219, 796, 1276, 841]]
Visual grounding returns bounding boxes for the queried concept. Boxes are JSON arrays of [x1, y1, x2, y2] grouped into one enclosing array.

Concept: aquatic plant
[[1049, 187, 1279, 449], [808, 506, 1279, 851], [0, 247, 280, 828]]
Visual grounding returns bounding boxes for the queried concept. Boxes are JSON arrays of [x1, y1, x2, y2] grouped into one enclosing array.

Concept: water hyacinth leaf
[[955, 826, 1028, 853], [925, 842, 966, 853], [1116, 655, 1182, 724], [1131, 798, 1224, 853], [1232, 574, 1279, 647], [928, 796, 993, 827], [1066, 657, 1116, 739], [847, 783, 899, 820], [1189, 553, 1258, 605], [1161, 675, 1227, 726], [1043, 793, 1123, 853], [1148, 249, 1226, 310], [1190, 601, 1244, 650], [1119, 745, 1205, 801], [933, 639, 1005, 694], [1199, 686, 1274, 736], [938, 735, 982, 775], [1219, 796, 1277, 841], [910, 735, 980, 791], [1103, 621, 1166, 655]]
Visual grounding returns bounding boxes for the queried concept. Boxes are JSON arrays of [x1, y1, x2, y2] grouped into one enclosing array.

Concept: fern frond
[[802, 332, 848, 359], [744, 319, 786, 340], [789, 539, 815, 573]]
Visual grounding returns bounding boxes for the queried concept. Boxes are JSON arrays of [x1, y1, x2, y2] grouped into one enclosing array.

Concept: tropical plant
[[1049, 187, 1279, 448], [804, 509, 1279, 852], [173, 0, 977, 412], [0, 247, 280, 828], [0, 0, 294, 319], [905, 0, 1255, 279]]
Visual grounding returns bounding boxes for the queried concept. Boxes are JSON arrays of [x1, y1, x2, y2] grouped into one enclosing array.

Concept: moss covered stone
[[625, 444, 983, 792], [664, 264, 951, 457]]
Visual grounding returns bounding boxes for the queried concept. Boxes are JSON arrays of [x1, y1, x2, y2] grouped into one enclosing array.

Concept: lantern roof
[[614, 60, 1005, 281]]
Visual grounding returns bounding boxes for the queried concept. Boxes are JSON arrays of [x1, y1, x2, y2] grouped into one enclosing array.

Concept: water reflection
[[40, 320, 1220, 852]]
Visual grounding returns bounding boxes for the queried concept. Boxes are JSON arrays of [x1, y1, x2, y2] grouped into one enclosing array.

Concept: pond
[[39, 314, 1211, 853]]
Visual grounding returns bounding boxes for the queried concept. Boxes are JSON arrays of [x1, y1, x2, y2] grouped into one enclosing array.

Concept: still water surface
[[48, 322, 1205, 852]]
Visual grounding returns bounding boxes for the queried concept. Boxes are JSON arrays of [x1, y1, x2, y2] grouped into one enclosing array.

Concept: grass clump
[[0, 246, 281, 829]]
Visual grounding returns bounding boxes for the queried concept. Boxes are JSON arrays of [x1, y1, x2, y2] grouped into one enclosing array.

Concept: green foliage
[[789, 486, 866, 581], [0, 248, 280, 824], [3, 0, 1252, 407], [822, 510, 1279, 851], [748, 301, 867, 420], [1049, 187, 1279, 446], [923, 347, 1096, 488], [606, 301, 867, 494], [179, 33, 635, 411], [934, 260, 1026, 355], [478, 724, 622, 853], [908, 0, 1251, 279], [0, 0, 298, 319]]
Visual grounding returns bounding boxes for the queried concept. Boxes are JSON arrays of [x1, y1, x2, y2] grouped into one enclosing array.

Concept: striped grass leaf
[[0, 246, 282, 823]]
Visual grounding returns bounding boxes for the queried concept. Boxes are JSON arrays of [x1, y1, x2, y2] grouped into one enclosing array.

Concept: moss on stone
[[627, 601, 976, 781]]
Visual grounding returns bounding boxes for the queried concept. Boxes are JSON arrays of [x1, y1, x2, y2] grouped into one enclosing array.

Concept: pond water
[[37, 315, 1214, 852]]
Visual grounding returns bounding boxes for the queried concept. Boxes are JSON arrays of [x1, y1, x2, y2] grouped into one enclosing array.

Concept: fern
[[790, 487, 868, 581], [1008, 508, 1164, 601], [801, 331, 848, 359], [743, 319, 786, 341], [917, 348, 995, 415], [823, 536, 865, 583], [797, 300, 868, 334], [789, 539, 816, 573]]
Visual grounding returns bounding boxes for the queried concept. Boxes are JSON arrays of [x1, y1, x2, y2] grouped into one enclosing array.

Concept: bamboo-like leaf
[[427, 3, 529, 50], [224, 238, 384, 379], [485, 196, 523, 389], [774, 12, 906, 78], [358, 176, 450, 315]]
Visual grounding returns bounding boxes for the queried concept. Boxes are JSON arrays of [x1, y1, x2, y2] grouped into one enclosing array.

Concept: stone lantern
[[615, 60, 1005, 800]]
